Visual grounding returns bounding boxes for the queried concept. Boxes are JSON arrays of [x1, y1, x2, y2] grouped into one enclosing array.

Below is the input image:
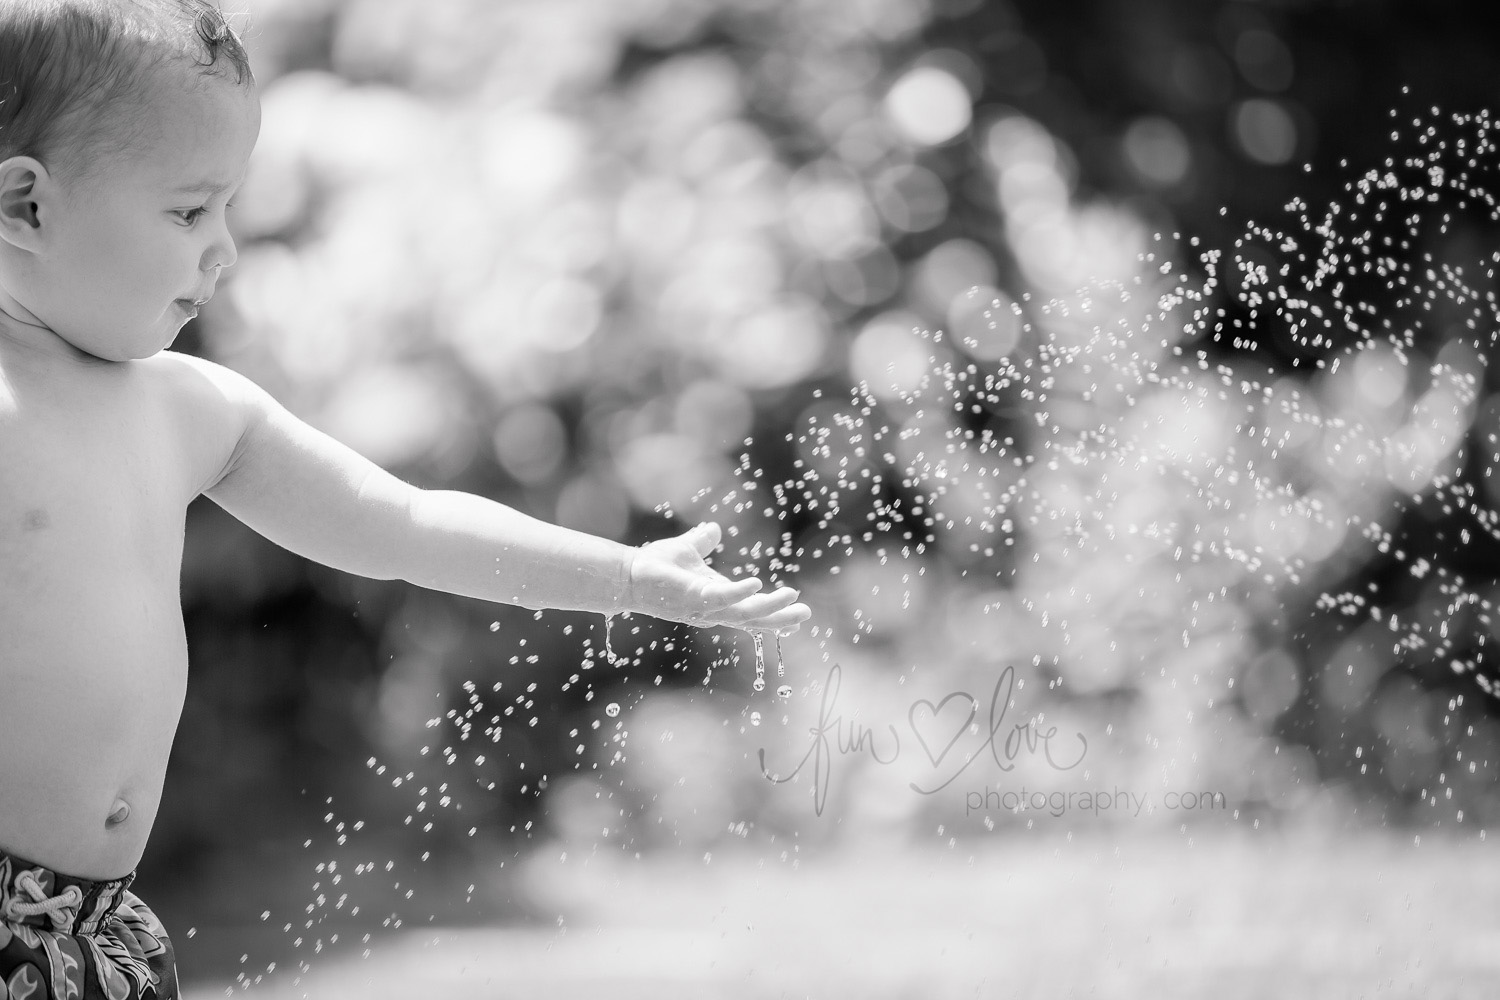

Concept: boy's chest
[[0, 371, 194, 560]]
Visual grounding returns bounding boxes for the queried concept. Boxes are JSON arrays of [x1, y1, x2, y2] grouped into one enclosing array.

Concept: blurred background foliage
[[150, 0, 1500, 965]]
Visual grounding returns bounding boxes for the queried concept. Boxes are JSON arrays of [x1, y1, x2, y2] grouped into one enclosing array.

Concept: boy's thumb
[[689, 521, 722, 555]]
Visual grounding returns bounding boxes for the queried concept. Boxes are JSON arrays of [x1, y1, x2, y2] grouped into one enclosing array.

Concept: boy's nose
[[201, 212, 239, 271], [202, 233, 238, 271]]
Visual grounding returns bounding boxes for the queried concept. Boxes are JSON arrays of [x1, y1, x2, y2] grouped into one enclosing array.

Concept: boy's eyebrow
[[173, 179, 240, 196]]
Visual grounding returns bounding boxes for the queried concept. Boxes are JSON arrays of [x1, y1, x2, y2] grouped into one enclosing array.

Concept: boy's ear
[[0, 156, 49, 252]]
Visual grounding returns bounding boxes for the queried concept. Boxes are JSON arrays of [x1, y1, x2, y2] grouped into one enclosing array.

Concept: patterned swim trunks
[[0, 851, 177, 999]]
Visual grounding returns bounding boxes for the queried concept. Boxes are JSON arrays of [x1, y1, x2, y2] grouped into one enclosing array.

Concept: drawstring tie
[[2, 870, 83, 923]]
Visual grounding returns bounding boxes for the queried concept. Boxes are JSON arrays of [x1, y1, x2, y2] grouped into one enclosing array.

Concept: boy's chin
[[82, 345, 157, 363], [120, 317, 187, 359], [66, 328, 175, 363]]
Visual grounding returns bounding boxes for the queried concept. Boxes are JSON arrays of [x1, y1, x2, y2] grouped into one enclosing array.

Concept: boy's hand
[[626, 522, 809, 634]]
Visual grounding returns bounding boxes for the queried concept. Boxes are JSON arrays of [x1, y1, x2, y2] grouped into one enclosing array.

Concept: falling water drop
[[752, 631, 766, 692]]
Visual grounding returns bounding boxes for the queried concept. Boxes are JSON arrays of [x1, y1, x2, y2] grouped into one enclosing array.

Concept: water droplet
[[752, 631, 766, 691], [605, 702, 620, 717]]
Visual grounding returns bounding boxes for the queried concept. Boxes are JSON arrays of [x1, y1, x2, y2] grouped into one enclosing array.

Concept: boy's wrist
[[617, 544, 639, 614]]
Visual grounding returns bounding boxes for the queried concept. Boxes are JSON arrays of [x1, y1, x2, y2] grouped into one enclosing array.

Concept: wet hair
[[0, 0, 252, 182]]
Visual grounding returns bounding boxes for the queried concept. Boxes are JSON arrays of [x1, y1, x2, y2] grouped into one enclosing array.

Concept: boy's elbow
[[351, 474, 427, 583]]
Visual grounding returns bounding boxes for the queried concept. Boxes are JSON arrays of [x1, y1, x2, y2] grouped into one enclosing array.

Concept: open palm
[[626, 522, 809, 633]]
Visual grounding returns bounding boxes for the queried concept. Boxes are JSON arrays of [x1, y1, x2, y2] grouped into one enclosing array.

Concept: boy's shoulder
[[140, 350, 269, 493], [142, 350, 270, 412], [142, 348, 243, 385]]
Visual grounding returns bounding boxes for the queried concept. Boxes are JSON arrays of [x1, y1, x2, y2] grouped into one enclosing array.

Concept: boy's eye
[[174, 207, 208, 224]]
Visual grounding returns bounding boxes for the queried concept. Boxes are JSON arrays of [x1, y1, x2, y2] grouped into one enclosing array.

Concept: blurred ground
[[181, 828, 1500, 1000]]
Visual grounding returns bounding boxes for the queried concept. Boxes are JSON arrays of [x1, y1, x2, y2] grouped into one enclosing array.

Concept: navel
[[106, 799, 131, 827]]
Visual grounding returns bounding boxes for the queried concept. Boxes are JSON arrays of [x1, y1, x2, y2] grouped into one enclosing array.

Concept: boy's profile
[[0, 2, 809, 996]]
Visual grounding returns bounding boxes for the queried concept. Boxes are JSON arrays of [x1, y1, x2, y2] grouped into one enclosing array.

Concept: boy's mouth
[[174, 296, 210, 318]]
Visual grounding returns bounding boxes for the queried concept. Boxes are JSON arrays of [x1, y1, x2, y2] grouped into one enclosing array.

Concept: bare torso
[[0, 335, 235, 879]]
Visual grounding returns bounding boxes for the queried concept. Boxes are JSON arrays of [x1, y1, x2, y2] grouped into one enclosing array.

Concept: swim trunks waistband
[[0, 850, 136, 936]]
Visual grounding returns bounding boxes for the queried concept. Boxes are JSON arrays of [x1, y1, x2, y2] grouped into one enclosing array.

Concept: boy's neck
[[0, 305, 110, 367]]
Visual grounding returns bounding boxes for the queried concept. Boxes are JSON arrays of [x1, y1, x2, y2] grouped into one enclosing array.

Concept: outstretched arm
[[185, 357, 807, 632]]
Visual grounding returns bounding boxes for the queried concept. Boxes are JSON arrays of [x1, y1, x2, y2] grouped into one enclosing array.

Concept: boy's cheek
[[68, 224, 136, 274]]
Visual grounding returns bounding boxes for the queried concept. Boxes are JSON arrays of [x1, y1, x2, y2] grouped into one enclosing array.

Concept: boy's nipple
[[106, 799, 130, 827]]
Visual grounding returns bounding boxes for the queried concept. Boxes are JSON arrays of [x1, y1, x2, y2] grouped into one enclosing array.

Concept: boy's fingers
[[687, 522, 722, 559], [714, 603, 810, 632], [714, 588, 801, 621], [752, 603, 811, 631], [699, 576, 761, 610]]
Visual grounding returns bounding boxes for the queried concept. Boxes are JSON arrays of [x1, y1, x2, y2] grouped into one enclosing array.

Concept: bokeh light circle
[[884, 66, 972, 146]]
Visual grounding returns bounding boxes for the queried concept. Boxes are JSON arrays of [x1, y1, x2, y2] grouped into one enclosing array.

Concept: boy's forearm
[[398, 489, 635, 615]]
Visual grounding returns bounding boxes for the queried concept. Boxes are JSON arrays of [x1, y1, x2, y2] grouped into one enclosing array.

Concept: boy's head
[[0, 0, 259, 362]]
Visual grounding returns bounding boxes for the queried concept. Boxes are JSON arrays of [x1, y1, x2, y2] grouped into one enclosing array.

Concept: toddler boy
[[0, 2, 808, 997]]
